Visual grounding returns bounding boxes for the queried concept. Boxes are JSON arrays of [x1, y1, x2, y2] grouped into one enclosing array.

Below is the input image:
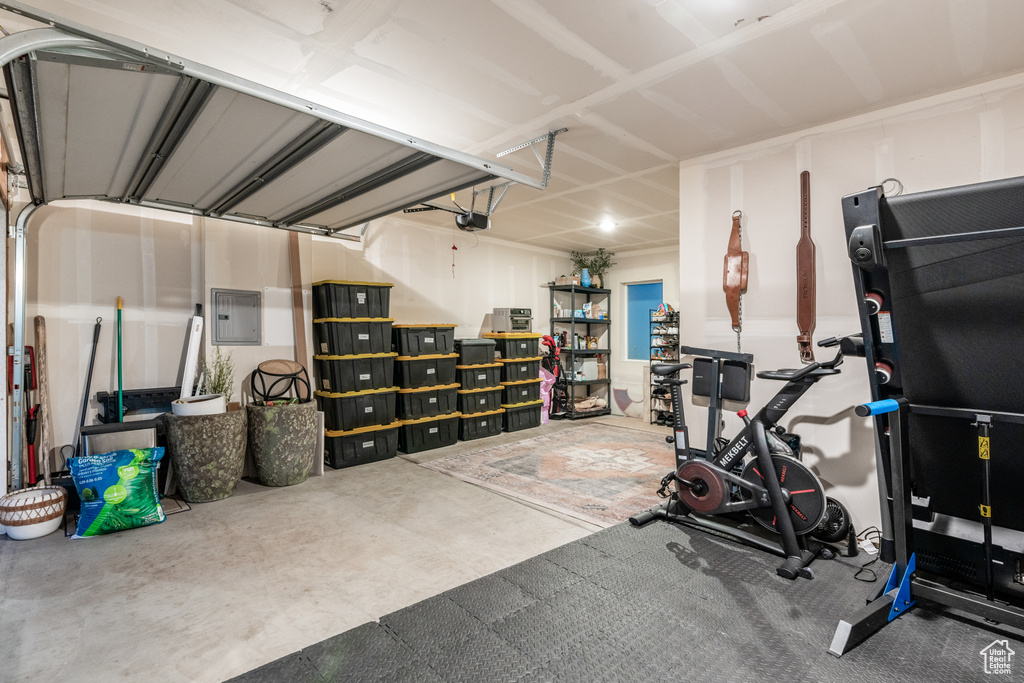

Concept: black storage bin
[[483, 333, 541, 359], [324, 421, 400, 469], [397, 383, 459, 420], [500, 379, 541, 405], [315, 387, 397, 431], [313, 352, 396, 393], [398, 412, 461, 454], [313, 318, 393, 356], [313, 280, 393, 319], [395, 354, 459, 389], [498, 356, 542, 383], [454, 338, 496, 365], [501, 399, 543, 432], [456, 363, 502, 390], [392, 324, 456, 356], [456, 386, 503, 415], [458, 409, 504, 441]]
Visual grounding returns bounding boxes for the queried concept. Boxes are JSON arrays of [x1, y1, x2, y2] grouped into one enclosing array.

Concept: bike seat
[[756, 367, 841, 381], [652, 362, 691, 377]]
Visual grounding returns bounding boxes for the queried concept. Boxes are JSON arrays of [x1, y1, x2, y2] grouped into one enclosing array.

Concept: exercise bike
[[630, 335, 861, 579]]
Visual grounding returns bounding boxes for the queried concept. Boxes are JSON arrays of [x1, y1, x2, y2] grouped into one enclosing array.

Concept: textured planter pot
[[166, 410, 247, 503], [247, 402, 316, 487]]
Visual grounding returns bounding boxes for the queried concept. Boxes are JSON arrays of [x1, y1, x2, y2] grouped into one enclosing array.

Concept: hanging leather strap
[[796, 171, 816, 363], [723, 210, 748, 331]]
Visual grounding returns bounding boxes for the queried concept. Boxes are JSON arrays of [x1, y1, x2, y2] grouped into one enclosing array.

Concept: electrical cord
[[818, 525, 883, 582], [831, 552, 879, 583]]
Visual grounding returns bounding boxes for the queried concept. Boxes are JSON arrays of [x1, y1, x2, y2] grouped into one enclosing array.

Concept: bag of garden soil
[[69, 447, 166, 538]]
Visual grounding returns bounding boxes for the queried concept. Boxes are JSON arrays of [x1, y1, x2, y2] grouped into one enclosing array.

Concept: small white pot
[[171, 394, 227, 416]]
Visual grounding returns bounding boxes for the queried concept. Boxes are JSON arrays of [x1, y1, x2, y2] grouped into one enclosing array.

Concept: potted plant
[[166, 408, 247, 502], [166, 347, 246, 502], [570, 248, 616, 287], [205, 347, 236, 408], [169, 347, 235, 415]]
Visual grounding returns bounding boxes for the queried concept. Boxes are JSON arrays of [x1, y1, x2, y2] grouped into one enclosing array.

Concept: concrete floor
[[0, 416, 654, 682]]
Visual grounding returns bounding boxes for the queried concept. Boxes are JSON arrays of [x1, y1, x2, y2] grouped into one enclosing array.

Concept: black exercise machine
[[830, 176, 1024, 655], [631, 338, 855, 580]]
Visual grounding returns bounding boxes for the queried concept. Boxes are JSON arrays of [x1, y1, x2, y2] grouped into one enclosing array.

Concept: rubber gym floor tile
[[583, 549, 699, 603], [579, 522, 658, 559], [230, 519, 1024, 682], [372, 663, 446, 683], [378, 594, 487, 653], [537, 580, 624, 626], [223, 652, 323, 683], [489, 589, 610, 663], [534, 540, 619, 579], [417, 627, 536, 683], [496, 557, 584, 601], [803, 609, 1010, 683], [444, 573, 537, 624], [513, 631, 666, 683], [302, 623, 418, 682]]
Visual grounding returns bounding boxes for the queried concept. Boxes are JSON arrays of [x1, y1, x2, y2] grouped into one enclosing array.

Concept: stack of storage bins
[[485, 333, 544, 433], [312, 281, 400, 469], [393, 324, 461, 453], [453, 338, 503, 441]]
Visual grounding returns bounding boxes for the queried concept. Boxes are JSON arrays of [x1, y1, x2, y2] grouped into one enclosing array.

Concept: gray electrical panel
[[211, 288, 261, 346]]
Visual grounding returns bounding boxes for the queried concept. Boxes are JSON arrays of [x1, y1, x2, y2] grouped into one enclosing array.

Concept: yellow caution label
[[980, 504, 991, 518], [979, 436, 990, 460]]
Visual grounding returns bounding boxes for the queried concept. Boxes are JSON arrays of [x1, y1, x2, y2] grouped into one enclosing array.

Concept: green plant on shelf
[[570, 248, 617, 284]]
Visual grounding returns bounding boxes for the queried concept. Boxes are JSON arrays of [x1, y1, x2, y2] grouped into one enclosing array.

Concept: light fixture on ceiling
[[599, 217, 616, 231]]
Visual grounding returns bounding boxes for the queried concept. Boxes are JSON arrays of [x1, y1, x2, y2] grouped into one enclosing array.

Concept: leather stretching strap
[[796, 170, 816, 363], [723, 210, 748, 331]]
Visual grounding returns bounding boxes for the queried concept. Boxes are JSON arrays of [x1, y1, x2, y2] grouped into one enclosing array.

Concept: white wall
[[676, 71, 1024, 531], [20, 203, 318, 468], [311, 217, 572, 339], [24, 203, 200, 466], [201, 219, 313, 404], [604, 247, 680, 418]]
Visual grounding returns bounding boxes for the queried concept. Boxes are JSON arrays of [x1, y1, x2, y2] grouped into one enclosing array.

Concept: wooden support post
[[288, 231, 307, 370]]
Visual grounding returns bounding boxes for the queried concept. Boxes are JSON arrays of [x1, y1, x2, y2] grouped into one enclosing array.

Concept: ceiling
[[4, 0, 1024, 253]]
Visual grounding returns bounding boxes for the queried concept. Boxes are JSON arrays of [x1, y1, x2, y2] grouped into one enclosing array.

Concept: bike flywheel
[[740, 455, 827, 535], [676, 460, 728, 514]]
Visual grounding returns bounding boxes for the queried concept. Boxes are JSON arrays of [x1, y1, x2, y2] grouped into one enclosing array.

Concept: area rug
[[420, 423, 674, 527]]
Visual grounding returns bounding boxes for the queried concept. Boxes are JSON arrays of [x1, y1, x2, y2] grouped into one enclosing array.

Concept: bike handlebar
[[787, 361, 822, 381]]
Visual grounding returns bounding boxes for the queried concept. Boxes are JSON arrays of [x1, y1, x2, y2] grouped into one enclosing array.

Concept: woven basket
[[0, 486, 67, 540]]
